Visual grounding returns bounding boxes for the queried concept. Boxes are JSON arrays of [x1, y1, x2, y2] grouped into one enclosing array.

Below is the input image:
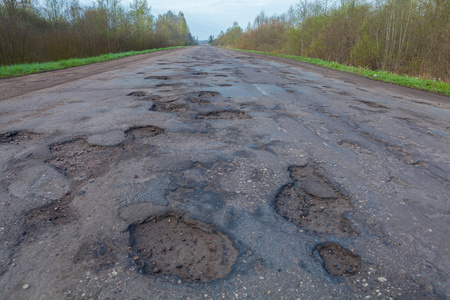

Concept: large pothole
[[313, 242, 361, 276], [274, 165, 358, 236], [48, 139, 120, 180], [0, 131, 41, 144], [129, 213, 238, 282]]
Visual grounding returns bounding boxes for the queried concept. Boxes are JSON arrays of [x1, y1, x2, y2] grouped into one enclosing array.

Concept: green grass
[[0, 46, 185, 79], [225, 47, 450, 96]]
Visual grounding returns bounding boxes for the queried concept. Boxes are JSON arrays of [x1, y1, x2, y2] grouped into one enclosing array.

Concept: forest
[[213, 0, 449, 81], [0, 0, 196, 66]]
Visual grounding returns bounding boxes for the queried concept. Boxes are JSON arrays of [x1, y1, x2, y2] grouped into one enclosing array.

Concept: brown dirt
[[313, 243, 361, 276], [130, 213, 238, 282], [274, 165, 358, 236]]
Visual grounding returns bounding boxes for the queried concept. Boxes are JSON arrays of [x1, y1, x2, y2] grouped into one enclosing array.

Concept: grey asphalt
[[0, 45, 449, 299]]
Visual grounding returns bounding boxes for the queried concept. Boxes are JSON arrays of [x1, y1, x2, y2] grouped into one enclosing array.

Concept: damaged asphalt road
[[0, 45, 449, 299]]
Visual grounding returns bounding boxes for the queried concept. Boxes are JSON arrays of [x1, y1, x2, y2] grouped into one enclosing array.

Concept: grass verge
[[225, 47, 449, 96], [0, 46, 185, 79]]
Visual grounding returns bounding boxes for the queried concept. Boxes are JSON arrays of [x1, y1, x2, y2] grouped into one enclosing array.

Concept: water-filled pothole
[[197, 110, 250, 120], [129, 213, 238, 282], [313, 243, 361, 276], [274, 165, 358, 236]]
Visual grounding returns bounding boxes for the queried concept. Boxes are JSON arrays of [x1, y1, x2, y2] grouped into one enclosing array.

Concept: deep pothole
[[274, 165, 358, 236], [129, 213, 238, 282], [197, 110, 250, 120], [313, 242, 361, 276]]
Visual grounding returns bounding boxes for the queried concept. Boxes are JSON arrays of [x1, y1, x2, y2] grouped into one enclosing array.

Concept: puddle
[[313, 243, 361, 276], [274, 165, 357, 236], [129, 213, 238, 282], [197, 110, 251, 120]]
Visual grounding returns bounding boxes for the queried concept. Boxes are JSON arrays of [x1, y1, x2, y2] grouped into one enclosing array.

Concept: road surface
[[0, 46, 449, 299]]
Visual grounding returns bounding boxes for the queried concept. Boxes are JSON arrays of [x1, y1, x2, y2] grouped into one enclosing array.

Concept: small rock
[[132, 256, 139, 261], [133, 174, 138, 179], [64, 190, 71, 196], [378, 277, 387, 283], [77, 190, 86, 195], [176, 264, 183, 269], [153, 267, 161, 274], [22, 284, 29, 290], [208, 243, 216, 252]]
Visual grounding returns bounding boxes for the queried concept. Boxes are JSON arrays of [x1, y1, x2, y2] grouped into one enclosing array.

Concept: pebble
[[378, 277, 387, 282], [22, 284, 29, 290]]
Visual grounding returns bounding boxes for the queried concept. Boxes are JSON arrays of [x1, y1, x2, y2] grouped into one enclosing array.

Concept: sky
[[76, 0, 295, 40]]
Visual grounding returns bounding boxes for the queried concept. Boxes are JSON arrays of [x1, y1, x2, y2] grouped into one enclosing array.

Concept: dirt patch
[[74, 239, 118, 273], [48, 139, 120, 180], [197, 110, 250, 120], [24, 193, 74, 227], [129, 213, 238, 282], [313, 243, 361, 276], [125, 126, 165, 140], [0, 131, 40, 144], [274, 165, 357, 236]]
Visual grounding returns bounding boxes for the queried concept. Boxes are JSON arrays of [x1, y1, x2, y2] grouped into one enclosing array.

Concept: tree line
[[0, 0, 197, 66], [212, 0, 449, 81]]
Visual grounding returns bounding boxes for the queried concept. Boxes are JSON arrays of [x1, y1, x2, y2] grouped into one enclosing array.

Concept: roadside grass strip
[[0, 46, 185, 79], [225, 48, 449, 96]]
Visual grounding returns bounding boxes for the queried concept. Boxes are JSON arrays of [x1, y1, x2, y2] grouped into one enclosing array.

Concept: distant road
[[1, 45, 448, 299]]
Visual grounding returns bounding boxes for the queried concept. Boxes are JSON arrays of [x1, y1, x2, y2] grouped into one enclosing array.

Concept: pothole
[[192, 72, 208, 76], [198, 91, 220, 98], [48, 139, 120, 180], [125, 126, 164, 140], [127, 91, 147, 97], [0, 131, 40, 144], [74, 239, 118, 273], [145, 76, 170, 80], [197, 110, 251, 120], [218, 84, 232, 87], [214, 75, 228, 77], [274, 165, 358, 236], [313, 243, 361, 276], [129, 213, 238, 282], [357, 100, 388, 109], [156, 83, 183, 88], [24, 194, 73, 227], [149, 103, 189, 113]]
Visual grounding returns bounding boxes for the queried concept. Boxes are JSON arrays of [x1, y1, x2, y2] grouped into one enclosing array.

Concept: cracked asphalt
[[0, 45, 449, 299]]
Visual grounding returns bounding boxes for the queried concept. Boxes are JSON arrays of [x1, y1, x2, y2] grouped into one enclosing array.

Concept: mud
[[313, 243, 361, 276], [129, 213, 238, 282], [274, 165, 357, 236]]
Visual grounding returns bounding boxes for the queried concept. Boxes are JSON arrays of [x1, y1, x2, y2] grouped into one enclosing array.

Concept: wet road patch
[[129, 213, 238, 282], [274, 165, 357, 236], [313, 243, 361, 276]]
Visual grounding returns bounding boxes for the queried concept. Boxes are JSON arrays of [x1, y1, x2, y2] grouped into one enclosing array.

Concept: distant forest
[[0, 0, 197, 65], [213, 0, 449, 81]]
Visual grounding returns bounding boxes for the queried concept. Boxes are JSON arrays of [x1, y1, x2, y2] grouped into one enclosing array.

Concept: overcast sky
[[75, 0, 295, 40]]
